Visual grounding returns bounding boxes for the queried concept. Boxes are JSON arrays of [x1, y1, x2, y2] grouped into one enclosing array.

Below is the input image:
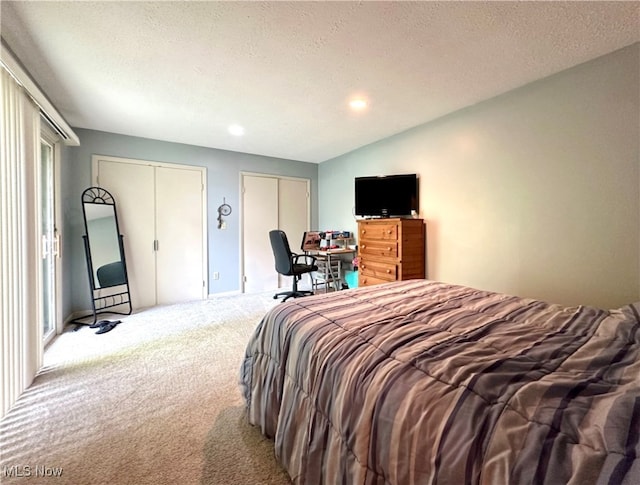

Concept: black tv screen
[[355, 174, 419, 217]]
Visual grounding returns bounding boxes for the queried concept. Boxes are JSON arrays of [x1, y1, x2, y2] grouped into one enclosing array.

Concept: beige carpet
[[0, 293, 291, 485]]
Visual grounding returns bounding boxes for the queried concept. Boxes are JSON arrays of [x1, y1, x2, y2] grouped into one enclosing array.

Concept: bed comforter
[[240, 280, 640, 484]]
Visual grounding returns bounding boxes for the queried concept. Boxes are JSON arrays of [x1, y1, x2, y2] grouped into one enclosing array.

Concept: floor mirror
[[73, 187, 132, 330]]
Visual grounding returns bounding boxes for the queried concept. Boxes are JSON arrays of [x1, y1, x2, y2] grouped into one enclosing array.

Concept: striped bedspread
[[240, 280, 640, 484]]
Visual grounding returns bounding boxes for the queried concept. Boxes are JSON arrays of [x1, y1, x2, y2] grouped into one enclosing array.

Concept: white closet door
[[242, 175, 278, 293], [278, 178, 310, 288], [155, 166, 205, 304], [95, 156, 206, 310], [96, 160, 156, 308]]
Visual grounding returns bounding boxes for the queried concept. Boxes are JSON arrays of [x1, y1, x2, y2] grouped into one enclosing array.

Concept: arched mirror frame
[[74, 187, 132, 325]]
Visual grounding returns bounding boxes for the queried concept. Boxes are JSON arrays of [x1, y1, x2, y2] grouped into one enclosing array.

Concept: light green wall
[[319, 43, 640, 309]]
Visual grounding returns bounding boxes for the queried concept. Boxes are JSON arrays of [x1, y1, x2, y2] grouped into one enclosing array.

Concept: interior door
[[242, 175, 278, 293], [155, 166, 205, 304]]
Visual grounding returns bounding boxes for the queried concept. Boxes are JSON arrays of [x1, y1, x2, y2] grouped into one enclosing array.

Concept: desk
[[307, 248, 356, 292]]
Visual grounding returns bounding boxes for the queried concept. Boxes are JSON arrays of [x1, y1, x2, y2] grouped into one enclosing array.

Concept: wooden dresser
[[357, 218, 425, 287]]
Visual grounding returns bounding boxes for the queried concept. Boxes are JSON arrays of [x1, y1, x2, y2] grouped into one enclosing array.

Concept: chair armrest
[[292, 252, 317, 265]]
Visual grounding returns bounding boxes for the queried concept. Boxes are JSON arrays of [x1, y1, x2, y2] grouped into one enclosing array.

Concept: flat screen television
[[355, 174, 419, 218]]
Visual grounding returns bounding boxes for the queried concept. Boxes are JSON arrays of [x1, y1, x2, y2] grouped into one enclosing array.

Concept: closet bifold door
[[155, 166, 204, 304], [242, 175, 279, 293], [96, 161, 156, 308], [94, 157, 206, 309], [241, 173, 311, 294]]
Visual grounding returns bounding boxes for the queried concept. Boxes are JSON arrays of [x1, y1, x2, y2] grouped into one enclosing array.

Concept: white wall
[[319, 43, 639, 309]]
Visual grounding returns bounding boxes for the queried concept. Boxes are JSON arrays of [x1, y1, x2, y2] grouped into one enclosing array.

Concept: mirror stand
[[72, 187, 132, 331]]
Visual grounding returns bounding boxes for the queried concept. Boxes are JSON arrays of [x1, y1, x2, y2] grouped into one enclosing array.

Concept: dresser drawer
[[360, 240, 398, 259], [358, 273, 391, 287], [359, 223, 398, 241], [360, 259, 397, 281]]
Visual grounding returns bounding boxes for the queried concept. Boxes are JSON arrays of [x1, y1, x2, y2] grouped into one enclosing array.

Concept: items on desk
[[322, 242, 341, 249], [320, 230, 351, 240], [302, 230, 352, 251], [320, 230, 351, 250], [302, 231, 321, 250]]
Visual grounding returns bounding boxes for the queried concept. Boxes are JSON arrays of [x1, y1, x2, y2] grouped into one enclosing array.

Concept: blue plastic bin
[[344, 270, 358, 289]]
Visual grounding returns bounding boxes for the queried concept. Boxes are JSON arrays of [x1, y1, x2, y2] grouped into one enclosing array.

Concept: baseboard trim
[[208, 290, 242, 298], [64, 310, 93, 324]]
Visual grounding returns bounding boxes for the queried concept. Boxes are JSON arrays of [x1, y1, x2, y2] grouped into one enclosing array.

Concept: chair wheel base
[[273, 290, 315, 302]]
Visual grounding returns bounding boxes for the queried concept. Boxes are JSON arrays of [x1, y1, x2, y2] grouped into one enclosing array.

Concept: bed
[[240, 280, 640, 484]]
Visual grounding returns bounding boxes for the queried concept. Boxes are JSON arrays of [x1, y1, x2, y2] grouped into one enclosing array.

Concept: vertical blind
[[1, 66, 42, 419]]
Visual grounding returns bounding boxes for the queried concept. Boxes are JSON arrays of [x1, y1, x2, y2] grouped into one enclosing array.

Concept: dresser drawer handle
[[386, 230, 392, 234], [387, 247, 391, 251], [361, 245, 366, 249], [386, 269, 391, 274]]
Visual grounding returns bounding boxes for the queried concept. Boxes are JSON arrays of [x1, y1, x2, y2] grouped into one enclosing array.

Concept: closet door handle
[[53, 229, 61, 258]]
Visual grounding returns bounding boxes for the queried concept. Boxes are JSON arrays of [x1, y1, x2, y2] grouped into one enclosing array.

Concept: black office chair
[[269, 230, 318, 302]]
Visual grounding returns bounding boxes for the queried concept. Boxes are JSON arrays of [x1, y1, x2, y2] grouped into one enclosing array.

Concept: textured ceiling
[[1, 1, 638, 163]]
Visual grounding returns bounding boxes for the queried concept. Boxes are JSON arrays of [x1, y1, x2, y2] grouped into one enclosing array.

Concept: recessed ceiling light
[[349, 98, 368, 110], [228, 124, 245, 136]]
